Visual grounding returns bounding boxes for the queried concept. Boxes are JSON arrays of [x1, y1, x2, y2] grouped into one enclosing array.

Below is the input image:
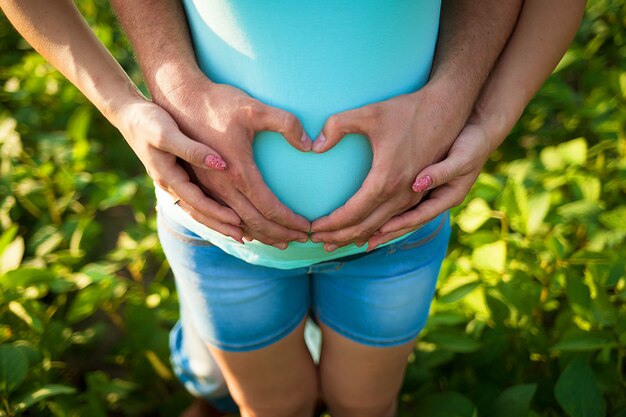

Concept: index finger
[[166, 165, 242, 227], [237, 163, 311, 233]]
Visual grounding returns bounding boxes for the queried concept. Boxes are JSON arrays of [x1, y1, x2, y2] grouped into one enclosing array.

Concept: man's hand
[[155, 73, 312, 248], [309, 85, 464, 251], [117, 98, 246, 242], [368, 123, 493, 250]]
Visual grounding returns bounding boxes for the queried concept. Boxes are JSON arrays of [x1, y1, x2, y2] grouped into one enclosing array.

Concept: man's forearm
[[109, 0, 202, 101], [424, 0, 523, 119]]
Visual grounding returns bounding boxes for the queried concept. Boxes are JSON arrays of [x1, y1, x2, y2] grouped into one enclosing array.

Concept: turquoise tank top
[[156, 0, 442, 269]]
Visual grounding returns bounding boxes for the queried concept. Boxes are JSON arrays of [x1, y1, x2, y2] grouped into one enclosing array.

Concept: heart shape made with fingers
[[252, 130, 372, 221]]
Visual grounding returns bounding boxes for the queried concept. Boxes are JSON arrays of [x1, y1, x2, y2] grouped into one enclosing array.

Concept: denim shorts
[[157, 207, 451, 406]]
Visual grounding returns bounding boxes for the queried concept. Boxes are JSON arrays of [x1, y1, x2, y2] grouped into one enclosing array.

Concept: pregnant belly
[[183, 0, 441, 222], [253, 131, 371, 221]]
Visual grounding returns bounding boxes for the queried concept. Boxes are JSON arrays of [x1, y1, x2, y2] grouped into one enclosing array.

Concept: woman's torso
[[161, 0, 442, 268]]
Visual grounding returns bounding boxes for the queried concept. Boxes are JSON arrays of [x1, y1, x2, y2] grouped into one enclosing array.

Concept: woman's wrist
[[102, 83, 150, 131]]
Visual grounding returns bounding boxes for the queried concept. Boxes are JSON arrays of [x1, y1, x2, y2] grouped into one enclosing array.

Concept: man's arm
[[308, 0, 523, 249], [108, 0, 199, 102], [374, 0, 587, 245], [110, 0, 313, 248], [1, 0, 244, 242]]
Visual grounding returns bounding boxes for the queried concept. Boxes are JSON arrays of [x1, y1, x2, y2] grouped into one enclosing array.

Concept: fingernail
[[272, 242, 288, 250], [312, 133, 326, 152], [310, 235, 321, 243], [412, 175, 433, 192], [325, 243, 338, 252], [232, 236, 245, 244], [297, 236, 309, 243], [205, 154, 227, 170], [301, 131, 312, 151], [366, 244, 377, 253]]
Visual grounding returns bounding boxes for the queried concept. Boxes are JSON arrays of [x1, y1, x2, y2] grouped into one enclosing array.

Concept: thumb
[[157, 128, 227, 171], [412, 153, 464, 192], [253, 104, 311, 152], [312, 106, 370, 153]]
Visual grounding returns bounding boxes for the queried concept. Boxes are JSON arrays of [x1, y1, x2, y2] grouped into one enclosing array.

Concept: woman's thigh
[[311, 211, 451, 413], [157, 208, 310, 352], [157, 209, 319, 415], [311, 210, 451, 347]]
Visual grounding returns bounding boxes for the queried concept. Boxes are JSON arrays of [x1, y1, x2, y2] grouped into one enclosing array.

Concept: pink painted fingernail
[[301, 131, 312, 151], [325, 243, 338, 252], [312, 133, 326, 152], [412, 175, 433, 192], [205, 154, 227, 170]]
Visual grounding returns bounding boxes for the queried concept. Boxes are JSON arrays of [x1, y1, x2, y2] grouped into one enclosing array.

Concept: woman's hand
[[115, 98, 246, 242], [309, 85, 466, 251], [153, 74, 311, 248], [367, 123, 495, 251]]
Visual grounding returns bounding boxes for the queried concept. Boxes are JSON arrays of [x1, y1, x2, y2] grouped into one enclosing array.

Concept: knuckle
[[326, 114, 343, 133], [363, 103, 382, 119], [153, 176, 169, 190], [182, 145, 200, 165], [451, 195, 465, 207], [152, 129, 168, 149], [355, 228, 371, 240], [240, 99, 263, 120], [246, 219, 264, 233], [280, 112, 299, 132]]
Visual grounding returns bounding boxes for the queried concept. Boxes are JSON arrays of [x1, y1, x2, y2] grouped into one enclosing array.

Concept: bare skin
[[2, 1, 584, 417], [370, 0, 587, 248], [107, 2, 524, 417]]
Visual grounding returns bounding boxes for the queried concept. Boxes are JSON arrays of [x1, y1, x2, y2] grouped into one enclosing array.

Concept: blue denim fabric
[[158, 207, 451, 408]]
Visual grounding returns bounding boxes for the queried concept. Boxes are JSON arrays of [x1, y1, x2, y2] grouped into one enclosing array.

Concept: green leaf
[[527, 192, 550, 234], [0, 235, 24, 274], [557, 200, 603, 223], [555, 359, 605, 417], [557, 138, 587, 165], [8, 301, 44, 333], [66, 285, 103, 323], [438, 281, 481, 304], [456, 198, 492, 233], [423, 330, 480, 353], [0, 344, 28, 393], [499, 180, 528, 234], [599, 207, 626, 231], [492, 383, 537, 417], [12, 384, 76, 413], [413, 392, 476, 417], [472, 241, 507, 273], [553, 330, 616, 352], [0, 268, 56, 289]]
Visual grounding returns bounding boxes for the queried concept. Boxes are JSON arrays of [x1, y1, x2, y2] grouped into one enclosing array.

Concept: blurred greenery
[[0, 0, 625, 416]]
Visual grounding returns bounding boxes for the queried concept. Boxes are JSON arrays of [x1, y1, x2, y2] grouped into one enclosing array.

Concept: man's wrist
[[416, 77, 476, 125], [145, 61, 208, 103]]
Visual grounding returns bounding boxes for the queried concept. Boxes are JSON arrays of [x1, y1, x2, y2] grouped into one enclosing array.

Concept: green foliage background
[[0, 1, 625, 416]]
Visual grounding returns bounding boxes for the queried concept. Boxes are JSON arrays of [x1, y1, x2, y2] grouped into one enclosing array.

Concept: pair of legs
[[158, 209, 451, 417], [208, 315, 413, 417]]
